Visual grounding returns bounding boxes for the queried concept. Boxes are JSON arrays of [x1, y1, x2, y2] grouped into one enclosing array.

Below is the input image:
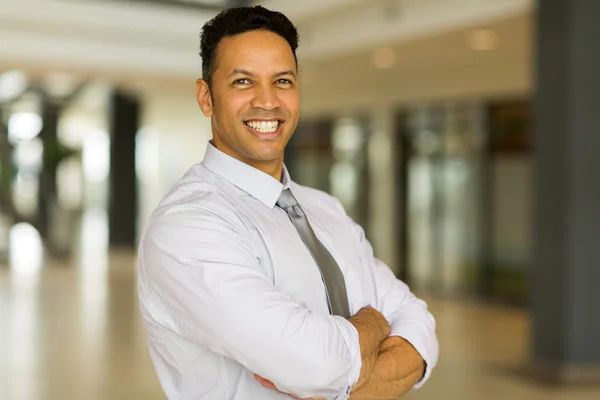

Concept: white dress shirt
[[138, 143, 439, 400]]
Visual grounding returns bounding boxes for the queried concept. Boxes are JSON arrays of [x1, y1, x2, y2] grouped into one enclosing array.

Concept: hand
[[254, 374, 325, 400], [346, 307, 390, 393]]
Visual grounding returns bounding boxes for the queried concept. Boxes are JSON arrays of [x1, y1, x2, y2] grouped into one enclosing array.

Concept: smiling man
[[138, 6, 438, 400]]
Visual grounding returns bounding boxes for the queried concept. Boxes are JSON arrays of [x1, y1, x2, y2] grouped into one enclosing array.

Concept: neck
[[211, 140, 284, 182]]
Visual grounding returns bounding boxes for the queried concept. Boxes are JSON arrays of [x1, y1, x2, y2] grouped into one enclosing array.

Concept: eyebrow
[[274, 70, 297, 79], [227, 69, 297, 79], [227, 69, 255, 79]]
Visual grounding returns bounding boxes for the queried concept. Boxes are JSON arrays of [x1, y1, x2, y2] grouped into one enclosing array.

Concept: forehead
[[215, 30, 296, 73]]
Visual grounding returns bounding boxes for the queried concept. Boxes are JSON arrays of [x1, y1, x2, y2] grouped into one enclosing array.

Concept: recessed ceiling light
[[372, 47, 396, 69], [467, 29, 499, 51]]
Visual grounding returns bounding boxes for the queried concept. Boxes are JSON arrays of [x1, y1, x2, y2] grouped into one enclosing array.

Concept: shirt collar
[[201, 142, 290, 209]]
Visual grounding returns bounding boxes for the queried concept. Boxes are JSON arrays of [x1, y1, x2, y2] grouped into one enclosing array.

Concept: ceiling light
[[372, 47, 396, 69], [467, 29, 499, 51], [8, 112, 43, 145], [0, 70, 28, 102], [42, 72, 79, 99]]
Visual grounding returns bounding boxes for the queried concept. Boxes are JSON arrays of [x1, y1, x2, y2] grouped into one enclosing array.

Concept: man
[[138, 6, 438, 400]]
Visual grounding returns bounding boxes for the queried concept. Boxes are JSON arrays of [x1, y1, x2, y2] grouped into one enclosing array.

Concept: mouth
[[244, 119, 283, 137]]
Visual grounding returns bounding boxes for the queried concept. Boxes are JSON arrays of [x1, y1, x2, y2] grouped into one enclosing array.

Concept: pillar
[[108, 90, 140, 248], [532, 0, 600, 382]]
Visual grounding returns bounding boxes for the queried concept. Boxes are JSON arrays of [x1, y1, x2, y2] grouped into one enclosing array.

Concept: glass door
[[399, 102, 487, 296]]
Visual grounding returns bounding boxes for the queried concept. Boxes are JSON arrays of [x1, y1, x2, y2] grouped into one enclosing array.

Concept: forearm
[[350, 336, 425, 400], [347, 307, 391, 391], [348, 216, 438, 392]]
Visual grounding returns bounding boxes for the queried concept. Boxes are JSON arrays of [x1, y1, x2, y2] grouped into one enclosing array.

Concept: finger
[[255, 375, 324, 399], [253, 374, 277, 389]]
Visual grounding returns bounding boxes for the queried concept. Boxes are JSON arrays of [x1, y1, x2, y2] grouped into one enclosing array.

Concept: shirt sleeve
[[138, 201, 361, 400], [348, 215, 439, 389]]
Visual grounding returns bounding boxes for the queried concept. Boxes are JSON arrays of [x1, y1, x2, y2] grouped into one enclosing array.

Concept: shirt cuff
[[389, 321, 438, 389], [330, 316, 362, 399]]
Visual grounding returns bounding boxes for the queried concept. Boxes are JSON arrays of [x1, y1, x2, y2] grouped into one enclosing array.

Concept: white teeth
[[247, 120, 279, 133]]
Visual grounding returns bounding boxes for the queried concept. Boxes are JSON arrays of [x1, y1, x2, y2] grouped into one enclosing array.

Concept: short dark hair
[[199, 6, 299, 89]]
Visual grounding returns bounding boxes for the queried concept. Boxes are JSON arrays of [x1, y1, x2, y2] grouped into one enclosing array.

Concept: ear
[[196, 79, 213, 117]]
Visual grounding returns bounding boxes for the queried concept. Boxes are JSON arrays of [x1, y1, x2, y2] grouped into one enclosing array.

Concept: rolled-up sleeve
[[350, 221, 439, 388], [138, 201, 361, 400]]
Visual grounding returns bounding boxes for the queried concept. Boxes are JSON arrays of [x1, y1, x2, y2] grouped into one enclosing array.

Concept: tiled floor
[[1, 219, 600, 400]]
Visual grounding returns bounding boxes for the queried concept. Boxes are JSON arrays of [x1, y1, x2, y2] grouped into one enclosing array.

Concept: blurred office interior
[[1, 0, 599, 399]]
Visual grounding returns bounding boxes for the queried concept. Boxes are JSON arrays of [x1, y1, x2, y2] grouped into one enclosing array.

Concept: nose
[[250, 85, 280, 111]]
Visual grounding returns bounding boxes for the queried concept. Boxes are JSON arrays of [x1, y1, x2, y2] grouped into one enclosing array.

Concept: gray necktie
[[277, 189, 351, 318]]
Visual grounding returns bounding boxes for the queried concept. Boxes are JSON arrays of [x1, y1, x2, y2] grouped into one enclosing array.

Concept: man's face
[[197, 30, 300, 168]]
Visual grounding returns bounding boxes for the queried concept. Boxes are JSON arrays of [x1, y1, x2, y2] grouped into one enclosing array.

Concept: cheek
[[222, 91, 253, 115], [281, 91, 300, 112]]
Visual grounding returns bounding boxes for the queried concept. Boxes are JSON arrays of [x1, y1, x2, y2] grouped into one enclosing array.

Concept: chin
[[248, 146, 284, 162]]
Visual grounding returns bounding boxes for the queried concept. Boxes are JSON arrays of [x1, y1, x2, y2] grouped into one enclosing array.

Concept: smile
[[244, 120, 282, 134]]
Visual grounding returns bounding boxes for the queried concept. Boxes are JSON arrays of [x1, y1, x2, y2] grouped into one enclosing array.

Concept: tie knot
[[276, 189, 298, 211]]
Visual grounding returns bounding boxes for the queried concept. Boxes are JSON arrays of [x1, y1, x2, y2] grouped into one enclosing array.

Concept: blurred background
[[1, 0, 599, 399]]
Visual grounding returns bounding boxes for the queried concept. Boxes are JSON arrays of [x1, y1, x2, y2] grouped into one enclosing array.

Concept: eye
[[277, 79, 293, 85], [234, 78, 252, 85]]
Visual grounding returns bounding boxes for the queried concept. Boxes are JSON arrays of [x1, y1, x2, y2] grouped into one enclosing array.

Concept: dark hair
[[200, 6, 299, 89]]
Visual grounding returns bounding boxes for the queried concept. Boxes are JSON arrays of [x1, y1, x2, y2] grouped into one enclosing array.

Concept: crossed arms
[[350, 335, 428, 400], [140, 204, 439, 399], [255, 307, 428, 400]]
